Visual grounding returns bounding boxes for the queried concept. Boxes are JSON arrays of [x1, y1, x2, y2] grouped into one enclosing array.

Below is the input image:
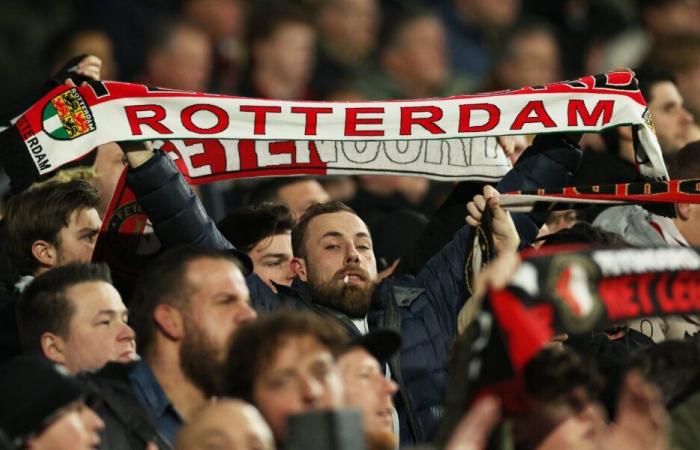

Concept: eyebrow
[[79, 227, 100, 235], [261, 253, 290, 259], [94, 309, 128, 318], [320, 231, 371, 240]]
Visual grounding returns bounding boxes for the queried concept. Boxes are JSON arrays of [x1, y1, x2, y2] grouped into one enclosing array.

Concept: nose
[[345, 244, 360, 264], [119, 321, 136, 342], [300, 375, 323, 408], [237, 302, 258, 323], [82, 407, 105, 432], [681, 107, 694, 124], [383, 377, 399, 395]]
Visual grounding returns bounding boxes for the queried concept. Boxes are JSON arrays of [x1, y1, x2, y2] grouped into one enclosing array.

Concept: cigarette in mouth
[[343, 275, 349, 284]]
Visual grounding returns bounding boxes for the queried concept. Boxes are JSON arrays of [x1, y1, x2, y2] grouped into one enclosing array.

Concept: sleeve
[[125, 149, 281, 311], [125, 149, 232, 250], [414, 224, 474, 327], [496, 134, 583, 246], [396, 181, 485, 277]]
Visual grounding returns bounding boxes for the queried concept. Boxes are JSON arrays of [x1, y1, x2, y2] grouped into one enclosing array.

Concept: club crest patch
[[546, 254, 604, 333], [42, 88, 96, 140]]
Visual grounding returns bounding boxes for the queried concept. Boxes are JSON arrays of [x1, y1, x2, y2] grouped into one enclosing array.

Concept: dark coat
[[80, 362, 172, 450], [127, 151, 472, 444], [128, 134, 582, 444]]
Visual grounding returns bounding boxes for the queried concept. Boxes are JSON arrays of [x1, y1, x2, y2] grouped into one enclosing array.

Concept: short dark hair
[[379, 7, 437, 55], [246, 177, 317, 207], [667, 140, 700, 179], [247, 2, 313, 51], [634, 65, 677, 103], [223, 310, 348, 403], [217, 203, 294, 253], [129, 246, 245, 354], [5, 180, 100, 276], [17, 262, 112, 354], [514, 347, 605, 450], [630, 339, 700, 407], [535, 222, 631, 247], [291, 201, 358, 258]]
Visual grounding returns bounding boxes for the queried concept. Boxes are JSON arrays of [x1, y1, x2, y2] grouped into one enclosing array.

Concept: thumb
[[145, 442, 158, 450]]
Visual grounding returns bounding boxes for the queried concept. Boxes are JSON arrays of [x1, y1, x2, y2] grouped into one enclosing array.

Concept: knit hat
[[0, 355, 90, 443]]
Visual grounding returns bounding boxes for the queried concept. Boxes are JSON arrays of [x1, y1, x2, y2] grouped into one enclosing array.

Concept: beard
[[179, 320, 226, 397], [307, 264, 377, 319], [367, 430, 398, 450]]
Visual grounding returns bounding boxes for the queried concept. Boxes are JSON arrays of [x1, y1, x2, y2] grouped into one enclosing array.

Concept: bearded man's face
[[297, 211, 379, 318]]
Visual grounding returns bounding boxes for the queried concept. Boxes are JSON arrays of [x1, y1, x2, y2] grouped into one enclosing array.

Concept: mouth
[[341, 271, 367, 284], [375, 408, 393, 424], [118, 350, 137, 361]]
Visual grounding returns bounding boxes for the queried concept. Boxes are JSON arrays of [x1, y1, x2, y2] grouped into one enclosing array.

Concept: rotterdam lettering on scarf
[[12, 71, 668, 182]]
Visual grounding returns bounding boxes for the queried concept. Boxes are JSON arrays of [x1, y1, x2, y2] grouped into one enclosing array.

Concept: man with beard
[[85, 246, 256, 449]]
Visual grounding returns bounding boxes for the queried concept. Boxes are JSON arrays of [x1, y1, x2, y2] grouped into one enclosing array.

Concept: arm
[[122, 144, 280, 311], [412, 186, 519, 324]]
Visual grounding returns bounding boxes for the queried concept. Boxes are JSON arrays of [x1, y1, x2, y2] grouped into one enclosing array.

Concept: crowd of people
[[1, 0, 700, 449]]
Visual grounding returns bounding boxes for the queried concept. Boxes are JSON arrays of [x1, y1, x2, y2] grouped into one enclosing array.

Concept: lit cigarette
[[343, 275, 349, 284]]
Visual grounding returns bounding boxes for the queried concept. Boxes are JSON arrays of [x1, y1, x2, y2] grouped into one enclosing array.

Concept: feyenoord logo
[[107, 201, 161, 257], [42, 88, 96, 140], [545, 254, 604, 333]]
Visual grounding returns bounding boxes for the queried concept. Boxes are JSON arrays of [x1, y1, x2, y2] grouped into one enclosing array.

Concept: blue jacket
[[127, 151, 471, 444]]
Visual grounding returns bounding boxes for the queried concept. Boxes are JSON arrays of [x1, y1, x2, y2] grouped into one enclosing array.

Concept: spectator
[[442, 0, 521, 83], [355, 9, 474, 99], [16, 262, 135, 374], [647, 35, 700, 121], [594, 141, 700, 341], [48, 27, 118, 81], [141, 18, 213, 92], [631, 340, 700, 450], [637, 67, 694, 158], [181, 0, 248, 93], [337, 329, 401, 450], [175, 399, 275, 450], [5, 180, 101, 282], [89, 246, 255, 447], [217, 203, 295, 292], [224, 310, 346, 445], [245, 177, 330, 221], [313, 0, 380, 99], [240, 3, 316, 100], [578, 67, 693, 181], [488, 20, 562, 90], [0, 355, 104, 450]]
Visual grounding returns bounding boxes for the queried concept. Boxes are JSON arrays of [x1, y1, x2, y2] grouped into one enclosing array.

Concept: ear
[[31, 240, 58, 270], [677, 203, 692, 221], [153, 304, 184, 341], [41, 332, 67, 365], [291, 257, 308, 282]]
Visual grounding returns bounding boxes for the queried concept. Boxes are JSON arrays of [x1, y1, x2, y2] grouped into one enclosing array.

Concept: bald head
[[176, 399, 275, 450]]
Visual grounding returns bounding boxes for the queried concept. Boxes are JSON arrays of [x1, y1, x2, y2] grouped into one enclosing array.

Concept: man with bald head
[[175, 399, 275, 450]]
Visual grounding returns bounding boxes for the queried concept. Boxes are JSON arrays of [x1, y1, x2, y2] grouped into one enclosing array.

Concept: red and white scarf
[[12, 71, 668, 182]]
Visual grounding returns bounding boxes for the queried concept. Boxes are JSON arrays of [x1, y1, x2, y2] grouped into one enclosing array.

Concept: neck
[[253, 68, 303, 100], [145, 349, 207, 421], [673, 217, 695, 246]]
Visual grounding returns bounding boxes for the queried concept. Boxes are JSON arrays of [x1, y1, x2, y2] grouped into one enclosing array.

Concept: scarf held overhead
[[9, 71, 668, 182]]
